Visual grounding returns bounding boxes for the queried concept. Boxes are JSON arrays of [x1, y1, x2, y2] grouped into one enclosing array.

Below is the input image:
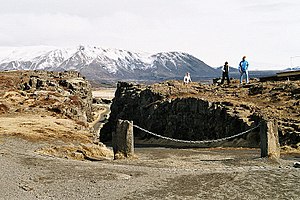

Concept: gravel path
[[0, 136, 299, 200]]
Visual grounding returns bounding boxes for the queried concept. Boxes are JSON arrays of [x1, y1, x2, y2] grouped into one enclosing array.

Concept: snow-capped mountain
[[0, 45, 218, 82], [285, 67, 300, 71]]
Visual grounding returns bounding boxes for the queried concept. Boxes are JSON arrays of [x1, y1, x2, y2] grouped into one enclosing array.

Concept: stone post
[[260, 119, 280, 159], [112, 119, 134, 159]]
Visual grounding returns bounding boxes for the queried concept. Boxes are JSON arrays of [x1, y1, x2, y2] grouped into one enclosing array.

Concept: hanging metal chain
[[133, 123, 260, 144]]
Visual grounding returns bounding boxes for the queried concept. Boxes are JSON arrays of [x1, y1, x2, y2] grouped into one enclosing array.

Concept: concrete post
[[260, 119, 280, 159], [112, 119, 134, 159]]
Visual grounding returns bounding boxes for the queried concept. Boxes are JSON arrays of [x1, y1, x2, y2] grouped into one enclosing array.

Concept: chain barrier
[[133, 123, 260, 144]]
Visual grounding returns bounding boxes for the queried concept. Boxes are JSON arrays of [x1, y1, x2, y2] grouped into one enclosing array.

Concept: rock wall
[[100, 82, 260, 146], [0, 70, 93, 124]]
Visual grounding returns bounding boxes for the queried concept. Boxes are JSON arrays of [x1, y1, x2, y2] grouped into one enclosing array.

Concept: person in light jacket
[[239, 56, 249, 84], [183, 72, 192, 84]]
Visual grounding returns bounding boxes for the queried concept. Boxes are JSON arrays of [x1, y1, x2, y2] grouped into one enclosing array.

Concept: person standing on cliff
[[221, 61, 230, 85], [239, 56, 249, 84], [183, 72, 192, 84]]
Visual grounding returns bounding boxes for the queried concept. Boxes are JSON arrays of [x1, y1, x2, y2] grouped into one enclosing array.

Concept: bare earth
[[92, 88, 116, 99], [1, 83, 300, 199], [1, 136, 300, 200]]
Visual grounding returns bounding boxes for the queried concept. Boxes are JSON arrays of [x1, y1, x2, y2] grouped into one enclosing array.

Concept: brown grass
[[36, 144, 113, 161], [0, 103, 9, 114], [0, 114, 92, 143], [69, 95, 83, 107]]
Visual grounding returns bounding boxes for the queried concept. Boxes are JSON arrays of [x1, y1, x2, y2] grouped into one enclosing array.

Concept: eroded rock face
[[0, 70, 93, 123], [100, 82, 260, 146], [101, 80, 300, 148]]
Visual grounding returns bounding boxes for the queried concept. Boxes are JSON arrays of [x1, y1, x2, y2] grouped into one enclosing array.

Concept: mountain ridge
[[0, 45, 218, 82]]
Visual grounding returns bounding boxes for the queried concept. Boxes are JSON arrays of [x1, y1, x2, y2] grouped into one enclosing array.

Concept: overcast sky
[[0, 0, 299, 69]]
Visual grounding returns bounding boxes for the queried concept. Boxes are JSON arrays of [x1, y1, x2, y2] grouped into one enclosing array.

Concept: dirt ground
[[92, 88, 116, 99], [1, 87, 300, 199], [1, 135, 300, 200]]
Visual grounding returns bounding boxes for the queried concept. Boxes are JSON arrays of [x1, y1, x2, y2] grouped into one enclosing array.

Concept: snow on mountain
[[0, 46, 77, 70], [285, 67, 300, 71], [0, 46, 57, 62], [0, 45, 217, 82]]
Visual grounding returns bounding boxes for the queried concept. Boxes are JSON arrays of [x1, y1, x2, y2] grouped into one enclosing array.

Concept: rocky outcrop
[[0, 71, 114, 162], [0, 70, 93, 124], [100, 81, 260, 146], [101, 80, 300, 149]]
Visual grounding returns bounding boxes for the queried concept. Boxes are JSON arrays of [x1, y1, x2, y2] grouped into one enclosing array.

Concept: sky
[[0, 0, 300, 70]]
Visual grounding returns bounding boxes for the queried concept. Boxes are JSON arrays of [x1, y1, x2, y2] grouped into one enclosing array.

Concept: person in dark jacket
[[221, 61, 230, 84]]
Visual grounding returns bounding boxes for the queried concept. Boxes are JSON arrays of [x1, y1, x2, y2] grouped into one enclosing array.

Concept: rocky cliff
[[0, 70, 93, 124], [0, 70, 113, 161], [101, 80, 300, 149]]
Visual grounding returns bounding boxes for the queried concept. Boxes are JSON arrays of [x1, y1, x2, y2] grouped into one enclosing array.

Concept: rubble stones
[[293, 162, 300, 168], [249, 84, 264, 95]]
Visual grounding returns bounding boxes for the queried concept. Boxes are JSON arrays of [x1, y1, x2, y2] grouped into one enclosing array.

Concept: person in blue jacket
[[239, 56, 249, 84]]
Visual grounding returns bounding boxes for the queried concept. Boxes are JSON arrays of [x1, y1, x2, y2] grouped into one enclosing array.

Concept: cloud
[[0, 0, 299, 69], [0, 13, 94, 46], [243, 1, 297, 11]]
